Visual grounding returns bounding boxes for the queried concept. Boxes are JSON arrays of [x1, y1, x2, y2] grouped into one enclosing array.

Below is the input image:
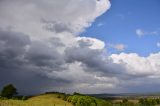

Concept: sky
[[0, 0, 160, 95], [82, 0, 160, 56]]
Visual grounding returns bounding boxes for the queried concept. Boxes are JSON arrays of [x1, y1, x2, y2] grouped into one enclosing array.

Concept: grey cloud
[[0, 29, 72, 94], [25, 41, 65, 70], [77, 39, 93, 48], [0, 29, 30, 68], [49, 37, 65, 47], [64, 41, 155, 81], [64, 44, 125, 77], [42, 20, 74, 34], [0, 67, 71, 95]]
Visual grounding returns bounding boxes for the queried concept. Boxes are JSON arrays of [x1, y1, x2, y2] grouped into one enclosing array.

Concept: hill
[[0, 92, 112, 106], [0, 93, 72, 106]]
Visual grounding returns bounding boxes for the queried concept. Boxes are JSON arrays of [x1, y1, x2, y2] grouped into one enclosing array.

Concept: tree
[[73, 92, 81, 95], [122, 98, 128, 103], [0, 84, 17, 98]]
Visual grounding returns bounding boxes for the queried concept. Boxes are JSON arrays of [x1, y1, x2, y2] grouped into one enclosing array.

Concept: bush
[[67, 94, 112, 106], [138, 98, 160, 106], [22, 96, 28, 100], [71, 95, 79, 105], [62, 95, 68, 101], [57, 95, 61, 98], [0, 96, 8, 100], [76, 96, 89, 106], [67, 96, 73, 102]]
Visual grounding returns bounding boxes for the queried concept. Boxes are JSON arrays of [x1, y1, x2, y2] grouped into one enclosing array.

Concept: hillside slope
[[0, 94, 73, 106]]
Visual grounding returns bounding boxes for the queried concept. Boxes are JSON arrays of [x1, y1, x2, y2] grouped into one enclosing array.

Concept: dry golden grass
[[128, 100, 139, 103], [0, 94, 73, 106]]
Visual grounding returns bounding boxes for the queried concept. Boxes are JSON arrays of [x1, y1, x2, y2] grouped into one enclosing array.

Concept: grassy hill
[[0, 92, 112, 106], [0, 93, 73, 106], [2, 92, 160, 106]]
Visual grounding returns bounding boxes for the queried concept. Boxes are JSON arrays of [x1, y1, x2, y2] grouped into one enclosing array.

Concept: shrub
[[122, 98, 128, 103], [22, 96, 28, 100], [62, 95, 68, 101], [67, 96, 73, 102], [71, 95, 79, 105], [0, 96, 8, 100], [57, 95, 61, 98]]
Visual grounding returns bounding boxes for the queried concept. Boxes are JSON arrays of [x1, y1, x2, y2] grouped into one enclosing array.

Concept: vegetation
[[0, 84, 17, 99], [111, 98, 160, 106], [67, 94, 112, 106], [1, 84, 160, 106], [139, 98, 160, 106]]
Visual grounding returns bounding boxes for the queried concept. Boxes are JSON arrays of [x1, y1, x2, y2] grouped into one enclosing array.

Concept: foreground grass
[[0, 94, 73, 106]]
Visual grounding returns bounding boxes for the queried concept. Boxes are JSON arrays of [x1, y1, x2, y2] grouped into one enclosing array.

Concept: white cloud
[[157, 42, 160, 48], [76, 37, 105, 50], [0, 0, 111, 41], [136, 29, 160, 37], [136, 29, 145, 37], [111, 52, 160, 77], [108, 43, 127, 51], [97, 22, 104, 27]]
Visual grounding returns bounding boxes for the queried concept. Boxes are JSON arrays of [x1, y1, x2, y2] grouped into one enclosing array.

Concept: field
[[112, 99, 139, 104], [0, 94, 73, 106]]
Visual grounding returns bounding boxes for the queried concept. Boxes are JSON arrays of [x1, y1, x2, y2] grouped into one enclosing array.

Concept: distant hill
[[88, 92, 160, 98]]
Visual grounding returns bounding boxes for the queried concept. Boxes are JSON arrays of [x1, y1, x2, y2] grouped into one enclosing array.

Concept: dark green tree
[[122, 98, 128, 103], [73, 92, 81, 95], [0, 84, 17, 98]]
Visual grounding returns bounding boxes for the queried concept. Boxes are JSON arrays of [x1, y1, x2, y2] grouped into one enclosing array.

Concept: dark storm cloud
[[0, 29, 72, 94], [25, 41, 65, 70], [0, 29, 30, 68], [0, 67, 71, 95], [0, 29, 67, 71]]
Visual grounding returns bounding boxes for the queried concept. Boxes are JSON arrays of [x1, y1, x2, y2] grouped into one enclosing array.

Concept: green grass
[[0, 94, 73, 106]]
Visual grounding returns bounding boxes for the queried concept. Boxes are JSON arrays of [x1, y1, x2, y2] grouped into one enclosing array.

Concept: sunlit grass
[[0, 94, 73, 106]]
